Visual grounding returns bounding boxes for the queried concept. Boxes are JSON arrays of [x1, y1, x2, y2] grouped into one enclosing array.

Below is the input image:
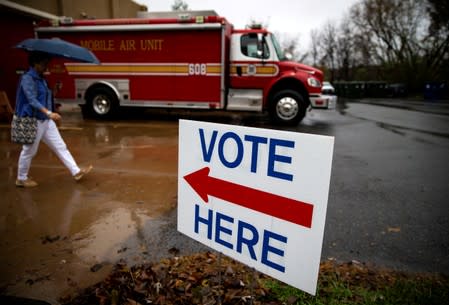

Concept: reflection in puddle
[[97, 148, 116, 159], [336, 99, 349, 115], [60, 189, 82, 237], [94, 125, 110, 143], [73, 207, 164, 265]]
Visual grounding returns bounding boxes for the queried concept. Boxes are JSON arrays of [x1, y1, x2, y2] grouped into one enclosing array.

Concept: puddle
[[0, 118, 182, 303], [72, 207, 167, 265]]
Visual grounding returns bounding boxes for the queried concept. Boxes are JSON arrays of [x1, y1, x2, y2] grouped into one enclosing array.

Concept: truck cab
[[228, 27, 327, 125]]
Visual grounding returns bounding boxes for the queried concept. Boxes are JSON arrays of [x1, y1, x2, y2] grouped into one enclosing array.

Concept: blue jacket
[[15, 67, 53, 120]]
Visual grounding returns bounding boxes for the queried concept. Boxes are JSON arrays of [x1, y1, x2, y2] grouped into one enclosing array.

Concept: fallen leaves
[[60, 252, 449, 305], [61, 251, 271, 305]]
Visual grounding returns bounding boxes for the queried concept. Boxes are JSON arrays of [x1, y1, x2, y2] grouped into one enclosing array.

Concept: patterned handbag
[[11, 114, 37, 144]]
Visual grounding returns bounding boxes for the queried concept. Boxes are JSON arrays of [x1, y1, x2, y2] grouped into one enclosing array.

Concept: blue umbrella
[[15, 38, 100, 64]]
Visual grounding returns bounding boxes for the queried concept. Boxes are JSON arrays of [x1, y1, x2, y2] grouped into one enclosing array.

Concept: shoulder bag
[[11, 114, 37, 144], [11, 74, 38, 144]]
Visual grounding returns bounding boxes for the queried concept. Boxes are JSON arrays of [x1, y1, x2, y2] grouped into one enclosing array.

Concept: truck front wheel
[[269, 90, 307, 125], [86, 87, 118, 119]]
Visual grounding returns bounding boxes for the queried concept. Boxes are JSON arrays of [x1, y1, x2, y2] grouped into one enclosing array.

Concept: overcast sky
[[134, 0, 360, 48]]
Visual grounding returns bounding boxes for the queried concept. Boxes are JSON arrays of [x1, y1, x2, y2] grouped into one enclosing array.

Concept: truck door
[[229, 33, 278, 90]]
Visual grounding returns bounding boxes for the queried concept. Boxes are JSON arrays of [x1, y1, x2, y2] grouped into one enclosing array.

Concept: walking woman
[[15, 51, 92, 187]]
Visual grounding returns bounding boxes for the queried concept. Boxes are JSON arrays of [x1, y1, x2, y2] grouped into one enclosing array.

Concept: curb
[[346, 98, 449, 116]]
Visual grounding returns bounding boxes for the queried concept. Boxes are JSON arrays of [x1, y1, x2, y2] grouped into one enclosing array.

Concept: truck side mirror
[[257, 33, 266, 59]]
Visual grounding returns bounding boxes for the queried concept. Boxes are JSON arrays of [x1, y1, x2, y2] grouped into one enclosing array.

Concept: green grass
[[261, 263, 449, 305]]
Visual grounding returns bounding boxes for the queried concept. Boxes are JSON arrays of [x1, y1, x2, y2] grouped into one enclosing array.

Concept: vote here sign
[[178, 119, 334, 295]]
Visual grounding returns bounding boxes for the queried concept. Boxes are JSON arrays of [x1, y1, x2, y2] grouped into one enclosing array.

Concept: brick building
[[0, 0, 146, 107]]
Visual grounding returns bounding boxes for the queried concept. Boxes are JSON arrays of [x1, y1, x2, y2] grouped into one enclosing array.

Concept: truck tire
[[86, 87, 118, 119], [269, 90, 307, 125]]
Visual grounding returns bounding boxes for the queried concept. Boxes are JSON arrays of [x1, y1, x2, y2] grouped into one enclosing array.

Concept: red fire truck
[[35, 11, 330, 125]]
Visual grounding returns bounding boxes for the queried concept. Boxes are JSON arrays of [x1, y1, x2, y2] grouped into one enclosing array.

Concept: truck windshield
[[271, 34, 287, 61]]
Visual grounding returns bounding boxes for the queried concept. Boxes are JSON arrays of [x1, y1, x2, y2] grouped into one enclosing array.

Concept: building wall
[[10, 0, 146, 19], [0, 0, 146, 104], [11, 0, 58, 15], [0, 8, 36, 107]]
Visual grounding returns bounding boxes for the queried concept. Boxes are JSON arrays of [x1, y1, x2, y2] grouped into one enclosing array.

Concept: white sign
[[178, 119, 334, 295]]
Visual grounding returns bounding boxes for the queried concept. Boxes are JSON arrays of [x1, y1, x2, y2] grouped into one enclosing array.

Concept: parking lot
[[1, 100, 448, 303]]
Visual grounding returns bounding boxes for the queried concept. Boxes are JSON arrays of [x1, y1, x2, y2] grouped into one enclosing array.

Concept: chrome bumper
[[310, 95, 337, 109]]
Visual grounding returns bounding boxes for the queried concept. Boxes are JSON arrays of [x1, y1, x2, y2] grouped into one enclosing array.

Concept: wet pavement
[[355, 98, 449, 116], [1, 100, 448, 304], [0, 110, 209, 304]]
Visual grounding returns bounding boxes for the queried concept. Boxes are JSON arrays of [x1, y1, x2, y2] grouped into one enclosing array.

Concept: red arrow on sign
[[183, 167, 314, 228]]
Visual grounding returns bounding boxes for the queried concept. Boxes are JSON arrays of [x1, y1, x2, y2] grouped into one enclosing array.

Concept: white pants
[[17, 119, 80, 180]]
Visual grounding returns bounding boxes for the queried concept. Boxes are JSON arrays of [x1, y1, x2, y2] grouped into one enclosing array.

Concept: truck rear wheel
[[269, 90, 307, 125], [86, 87, 118, 119]]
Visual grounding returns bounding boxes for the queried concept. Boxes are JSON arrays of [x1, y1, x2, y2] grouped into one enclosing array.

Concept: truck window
[[241, 34, 269, 59], [271, 34, 287, 61]]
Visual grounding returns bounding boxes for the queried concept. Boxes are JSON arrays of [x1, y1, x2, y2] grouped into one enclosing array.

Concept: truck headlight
[[307, 77, 321, 88]]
